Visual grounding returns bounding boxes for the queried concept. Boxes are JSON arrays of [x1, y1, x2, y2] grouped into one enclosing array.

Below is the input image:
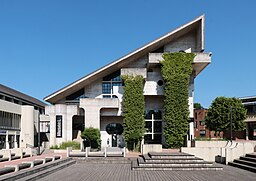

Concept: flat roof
[[0, 84, 46, 108]]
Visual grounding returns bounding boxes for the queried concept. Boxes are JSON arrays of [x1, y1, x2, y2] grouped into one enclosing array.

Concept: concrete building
[[44, 15, 211, 148], [0, 84, 47, 149]]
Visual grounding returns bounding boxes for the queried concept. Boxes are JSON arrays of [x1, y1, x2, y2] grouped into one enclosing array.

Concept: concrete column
[[20, 106, 35, 148], [84, 108, 100, 128], [14, 131, 18, 148], [189, 122, 194, 140], [5, 131, 9, 149], [246, 123, 249, 140]]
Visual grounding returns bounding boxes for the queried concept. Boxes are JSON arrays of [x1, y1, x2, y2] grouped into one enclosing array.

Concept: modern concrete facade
[[44, 15, 211, 148], [0, 84, 47, 149]]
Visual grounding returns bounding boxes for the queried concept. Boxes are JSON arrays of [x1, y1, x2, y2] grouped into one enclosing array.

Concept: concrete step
[[228, 161, 256, 173], [137, 157, 212, 167], [233, 159, 256, 167], [245, 153, 256, 159], [0, 158, 75, 181], [132, 161, 223, 171], [75, 157, 136, 164], [16, 159, 76, 181], [240, 156, 256, 163], [148, 152, 195, 159], [143, 154, 204, 163]]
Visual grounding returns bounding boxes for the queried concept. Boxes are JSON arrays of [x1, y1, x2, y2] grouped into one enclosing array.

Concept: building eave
[[44, 15, 205, 104]]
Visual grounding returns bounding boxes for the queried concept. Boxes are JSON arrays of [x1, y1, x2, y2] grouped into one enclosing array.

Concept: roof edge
[[44, 15, 205, 103]]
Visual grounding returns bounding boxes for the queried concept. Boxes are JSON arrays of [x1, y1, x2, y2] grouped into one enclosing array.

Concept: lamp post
[[37, 111, 41, 155], [230, 106, 232, 143]]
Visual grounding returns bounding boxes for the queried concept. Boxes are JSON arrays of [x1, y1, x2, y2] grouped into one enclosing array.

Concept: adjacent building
[[194, 108, 224, 139], [0, 84, 46, 149], [240, 96, 256, 140], [44, 15, 211, 148]]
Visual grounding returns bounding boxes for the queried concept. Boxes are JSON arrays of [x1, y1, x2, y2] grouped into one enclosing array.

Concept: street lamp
[[230, 106, 232, 143]]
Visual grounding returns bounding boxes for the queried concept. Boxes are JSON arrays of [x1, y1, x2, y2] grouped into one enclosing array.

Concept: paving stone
[[37, 162, 256, 181]]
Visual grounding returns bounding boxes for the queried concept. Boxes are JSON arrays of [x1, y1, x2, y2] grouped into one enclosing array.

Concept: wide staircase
[[132, 152, 223, 171], [228, 153, 256, 172]]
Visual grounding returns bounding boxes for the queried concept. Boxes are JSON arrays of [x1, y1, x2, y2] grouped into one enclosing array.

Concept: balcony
[[121, 68, 147, 79], [148, 52, 211, 76]]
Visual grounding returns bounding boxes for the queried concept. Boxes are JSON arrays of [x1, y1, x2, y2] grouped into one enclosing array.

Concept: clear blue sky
[[0, 0, 256, 108]]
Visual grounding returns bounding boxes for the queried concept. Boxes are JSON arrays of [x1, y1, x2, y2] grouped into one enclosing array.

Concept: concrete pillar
[[5, 131, 9, 149], [246, 123, 249, 140], [14, 131, 18, 148], [20, 106, 35, 148]]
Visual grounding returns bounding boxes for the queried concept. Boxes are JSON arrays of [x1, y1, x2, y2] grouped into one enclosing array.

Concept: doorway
[[106, 123, 124, 147]]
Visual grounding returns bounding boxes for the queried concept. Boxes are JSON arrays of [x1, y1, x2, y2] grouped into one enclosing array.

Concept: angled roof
[[45, 15, 205, 104], [0, 84, 46, 108]]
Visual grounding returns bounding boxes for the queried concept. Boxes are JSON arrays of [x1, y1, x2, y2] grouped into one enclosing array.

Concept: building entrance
[[106, 123, 124, 147]]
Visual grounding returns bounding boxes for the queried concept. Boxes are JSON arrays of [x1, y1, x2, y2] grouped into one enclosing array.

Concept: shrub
[[50, 145, 59, 149], [59, 141, 80, 150], [81, 127, 101, 150]]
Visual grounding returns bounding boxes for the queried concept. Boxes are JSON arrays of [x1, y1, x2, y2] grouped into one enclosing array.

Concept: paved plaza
[[38, 162, 256, 181]]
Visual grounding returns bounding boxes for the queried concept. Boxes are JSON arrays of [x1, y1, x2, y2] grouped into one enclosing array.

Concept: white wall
[[20, 106, 36, 148], [45, 104, 78, 146], [164, 32, 196, 52], [0, 99, 21, 114]]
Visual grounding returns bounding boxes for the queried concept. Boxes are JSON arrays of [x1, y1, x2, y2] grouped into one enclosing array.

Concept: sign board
[[56, 115, 62, 138]]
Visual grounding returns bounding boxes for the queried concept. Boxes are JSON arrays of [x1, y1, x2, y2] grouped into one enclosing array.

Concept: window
[[200, 130, 206, 137], [106, 123, 123, 135], [144, 110, 162, 144], [102, 70, 122, 98], [200, 121, 205, 126]]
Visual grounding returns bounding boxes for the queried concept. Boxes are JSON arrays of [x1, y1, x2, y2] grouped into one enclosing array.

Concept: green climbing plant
[[122, 75, 145, 151], [160, 52, 195, 148]]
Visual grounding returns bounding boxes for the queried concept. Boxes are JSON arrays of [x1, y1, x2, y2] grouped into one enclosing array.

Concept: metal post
[[230, 106, 232, 143], [37, 111, 41, 155]]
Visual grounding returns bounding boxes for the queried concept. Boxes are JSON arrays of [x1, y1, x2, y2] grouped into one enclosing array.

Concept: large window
[[102, 70, 122, 98], [0, 111, 21, 130], [144, 110, 162, 144]]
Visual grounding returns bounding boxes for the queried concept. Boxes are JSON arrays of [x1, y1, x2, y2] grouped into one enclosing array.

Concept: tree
[[160, 52, 195, 148], [194, 102, 203, 109], [122, 75, 145, 151], [81, 127, 101, 150], [205, 96, 247, 134]]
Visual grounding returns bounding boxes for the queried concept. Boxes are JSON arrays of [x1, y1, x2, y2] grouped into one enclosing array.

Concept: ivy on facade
[[122, 75, 145, 151], [160, 52, 195, 148]]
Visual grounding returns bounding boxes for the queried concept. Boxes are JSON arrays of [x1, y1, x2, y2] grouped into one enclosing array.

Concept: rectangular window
[[154, 121, 162, 133], [200, 121, 205, 126], [102, 82, 111, 94], [56, 115, 62, 138], [200, 130, 206, 137], [194, 121, 197, 128]]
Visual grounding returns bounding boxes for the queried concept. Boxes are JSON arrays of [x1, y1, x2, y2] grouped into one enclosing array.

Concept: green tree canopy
[[194, 102, 203, 109], [205, 96, 247, 132]]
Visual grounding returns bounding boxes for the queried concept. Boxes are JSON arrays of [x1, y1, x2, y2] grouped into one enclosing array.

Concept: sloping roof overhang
[[44, 15, 205, 104]]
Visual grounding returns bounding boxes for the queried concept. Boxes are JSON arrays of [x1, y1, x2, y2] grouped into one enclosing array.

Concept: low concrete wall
[[142, 144, 162, 155], [182, 141, 256, 164], [194, 140, 228, 148], [181, 147, 222, 162]]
